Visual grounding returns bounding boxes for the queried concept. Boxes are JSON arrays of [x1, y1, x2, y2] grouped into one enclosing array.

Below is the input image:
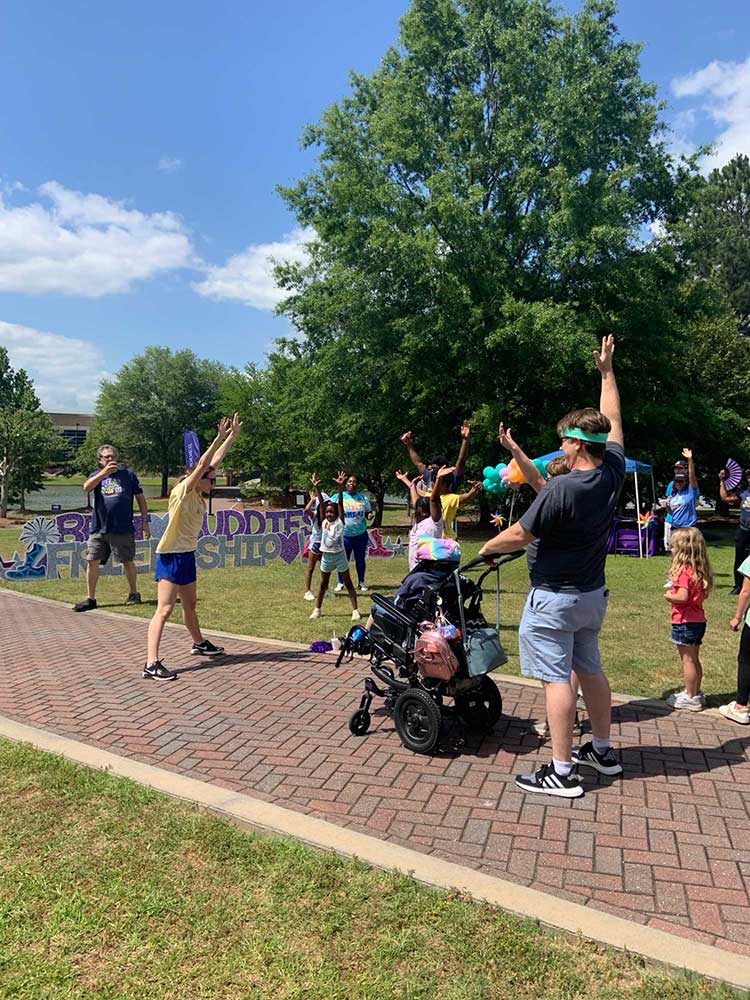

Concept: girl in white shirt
[[310, 471, 360, 621]]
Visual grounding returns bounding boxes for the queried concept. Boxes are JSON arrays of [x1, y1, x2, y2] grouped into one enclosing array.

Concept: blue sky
[[0, 0, 748, 411]]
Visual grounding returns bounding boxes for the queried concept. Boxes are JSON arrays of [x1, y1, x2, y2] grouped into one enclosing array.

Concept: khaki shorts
[[86, 532, 136, 565]]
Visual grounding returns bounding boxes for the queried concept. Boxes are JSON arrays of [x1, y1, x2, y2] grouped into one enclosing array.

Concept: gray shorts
[[86, 532, 136, 565], [519, 586, 609, 683]]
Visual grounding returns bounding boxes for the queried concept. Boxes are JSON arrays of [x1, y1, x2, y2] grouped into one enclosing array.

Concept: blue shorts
[[519, 586, 609, 683], [310, 540, 321, 555], [321, 549, 349, 574], [155, 552, 197, 586], [670, 621, 706, 646]]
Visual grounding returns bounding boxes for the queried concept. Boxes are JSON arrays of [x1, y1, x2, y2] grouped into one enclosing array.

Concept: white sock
[[592, 736, 611, 754], [552, 758, 573, 777]]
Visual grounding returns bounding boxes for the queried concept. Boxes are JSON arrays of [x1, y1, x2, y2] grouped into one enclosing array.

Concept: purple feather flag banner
[[724, 457, 742, 492], [183, 431, 201, 468]]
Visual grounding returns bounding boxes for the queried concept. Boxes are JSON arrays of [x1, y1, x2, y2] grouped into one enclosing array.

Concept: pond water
[[24, 483, 163, 512]]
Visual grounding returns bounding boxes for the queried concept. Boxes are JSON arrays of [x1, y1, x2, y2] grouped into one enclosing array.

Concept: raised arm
[[682, 448, 698, 490], [333, 471, 346, 521], [479, 520, 535, 557], [431, 465, 455, 520], [184, 417, 231, 492], [594, 334, 623, 447], [719, 469, 740, 506], [304, 472, 320, 515], [400, 431, 426, 476], [396, 469, 419, 508], [498, 422, 545, 493], [211, 412, 243, 470], [454, 420, 471, 476], [457, 481, 483, 508]]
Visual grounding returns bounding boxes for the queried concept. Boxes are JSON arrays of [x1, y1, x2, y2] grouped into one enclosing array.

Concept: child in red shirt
[[664, 527, 713, 712]]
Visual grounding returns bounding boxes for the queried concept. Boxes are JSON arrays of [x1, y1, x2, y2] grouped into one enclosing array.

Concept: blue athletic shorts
[[519, 586, 609, 683], [155, 552, 197, 586]]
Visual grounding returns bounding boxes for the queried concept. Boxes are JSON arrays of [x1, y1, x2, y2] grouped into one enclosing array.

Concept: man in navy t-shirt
[[479, 335, 625, 798], [72, 444, 151, 612]]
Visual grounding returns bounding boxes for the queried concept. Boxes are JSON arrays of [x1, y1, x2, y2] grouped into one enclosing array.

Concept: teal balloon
[[483, 478, 493, 491], [495, 482, 508, 495], [533, 459, 548, 476], [482, 465, 495, 479], [495, 463, 507, 474]]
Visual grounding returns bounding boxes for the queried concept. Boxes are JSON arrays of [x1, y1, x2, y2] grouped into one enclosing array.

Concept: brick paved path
[[3, 589, 750, 955]]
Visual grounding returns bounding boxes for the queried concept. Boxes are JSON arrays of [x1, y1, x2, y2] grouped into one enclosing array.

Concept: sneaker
[[358, 584, 369, 593], [72, 597, 97, 612], [719, 701, 750, 725], [303, 590, 315, 601], [143, 660, 177, 681], [351, 609, 362, 621], [729, 586, 742, 596], [571, 741, 623, 776], [515, 762, 584, 798], [334, 583, 344, 593], [310, 607, 322, 619], [191, 640, 225, 656], [125, 592, 142, 606], [665, 690, 703, 713]]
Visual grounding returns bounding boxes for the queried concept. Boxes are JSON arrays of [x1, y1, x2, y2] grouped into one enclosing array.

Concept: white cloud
[[0, 181, 194, 297], [671, 57, 750, 171], [157, 156, 183, 174], [0, 321, 112, 411], [192, 226, 313, 310]]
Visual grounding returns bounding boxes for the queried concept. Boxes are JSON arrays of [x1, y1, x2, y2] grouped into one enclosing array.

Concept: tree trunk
[[0, 453, 8, 519], [161, 465, 169, 498], [374, 489, 385, 527]]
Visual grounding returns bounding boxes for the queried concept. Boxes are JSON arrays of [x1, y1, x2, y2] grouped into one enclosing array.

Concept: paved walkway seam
[[1, 712, 748, 992]]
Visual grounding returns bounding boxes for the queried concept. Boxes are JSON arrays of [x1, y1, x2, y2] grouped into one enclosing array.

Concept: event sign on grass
[[0, 511, 403, 581]]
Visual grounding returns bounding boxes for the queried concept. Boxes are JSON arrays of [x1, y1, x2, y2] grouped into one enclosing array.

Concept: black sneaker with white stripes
[[571, 741, 623, 776], [514, 762, 584, 798], [191, 640, 225, 656]]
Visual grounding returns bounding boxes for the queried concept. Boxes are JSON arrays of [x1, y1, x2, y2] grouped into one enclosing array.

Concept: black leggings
[[734, 527, 750, 589], [737, 623, 750, 706]]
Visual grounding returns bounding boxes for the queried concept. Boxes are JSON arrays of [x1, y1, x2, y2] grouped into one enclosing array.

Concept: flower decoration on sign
[[19, 517, 60, 547]]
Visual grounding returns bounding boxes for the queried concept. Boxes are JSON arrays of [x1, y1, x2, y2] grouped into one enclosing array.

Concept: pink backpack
[[415, 628, 459, 681]]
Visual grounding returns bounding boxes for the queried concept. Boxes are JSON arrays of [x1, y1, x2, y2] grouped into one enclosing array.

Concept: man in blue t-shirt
[[720, 466, 750, 594], [72, 444, 151, 612]]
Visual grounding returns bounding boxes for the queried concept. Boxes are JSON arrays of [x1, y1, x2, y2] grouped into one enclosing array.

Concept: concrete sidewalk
[[2, 588, 750, 971]]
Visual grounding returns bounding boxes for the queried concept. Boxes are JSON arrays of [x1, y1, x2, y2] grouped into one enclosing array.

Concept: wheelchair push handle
[[459, 549, 525, 573]]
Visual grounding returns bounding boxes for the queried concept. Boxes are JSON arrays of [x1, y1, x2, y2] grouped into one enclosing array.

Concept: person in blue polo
[[668, 449, 699, 534]]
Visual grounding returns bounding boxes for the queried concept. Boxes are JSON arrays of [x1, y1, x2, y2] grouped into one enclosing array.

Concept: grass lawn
[[0, 739, 736, 1000], [0, 519, 742, 702]]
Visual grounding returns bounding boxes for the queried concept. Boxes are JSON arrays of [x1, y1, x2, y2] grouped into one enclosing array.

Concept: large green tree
[[92, 347, 226, 496], [0, 347, 64, 516], [273, 0, 740, 477], [672, 153, 750, 336]]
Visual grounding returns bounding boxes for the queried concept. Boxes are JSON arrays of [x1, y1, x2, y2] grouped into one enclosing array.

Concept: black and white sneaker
[[72, 597, 97, 612], [191, 640, 225, 656], [571, 741, 623, 776], [514, 762, 584, 798], [125, 591, 142, 605], [143, 660, 177, 681]]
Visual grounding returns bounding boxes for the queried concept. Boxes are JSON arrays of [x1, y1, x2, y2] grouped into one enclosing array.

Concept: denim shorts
[[155, 551, 197, 586], [670, 621, 706, 646], [519, 586, 609, 683]]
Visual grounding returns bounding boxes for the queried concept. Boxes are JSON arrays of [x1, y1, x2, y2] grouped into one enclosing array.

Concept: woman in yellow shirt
[[144, 413, 242, 681]]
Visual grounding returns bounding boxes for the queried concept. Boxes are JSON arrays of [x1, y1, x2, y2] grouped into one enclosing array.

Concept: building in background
[[46, 412, 92, 454]]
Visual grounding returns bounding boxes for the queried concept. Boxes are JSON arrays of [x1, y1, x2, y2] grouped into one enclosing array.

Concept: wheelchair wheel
[[349, 709, 371, 736], [393, 688, 442, 754], [454, 676, 503, 732]]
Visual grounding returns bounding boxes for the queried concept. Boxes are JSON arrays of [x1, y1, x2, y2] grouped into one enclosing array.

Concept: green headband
[[561, 427, 609, 444]]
